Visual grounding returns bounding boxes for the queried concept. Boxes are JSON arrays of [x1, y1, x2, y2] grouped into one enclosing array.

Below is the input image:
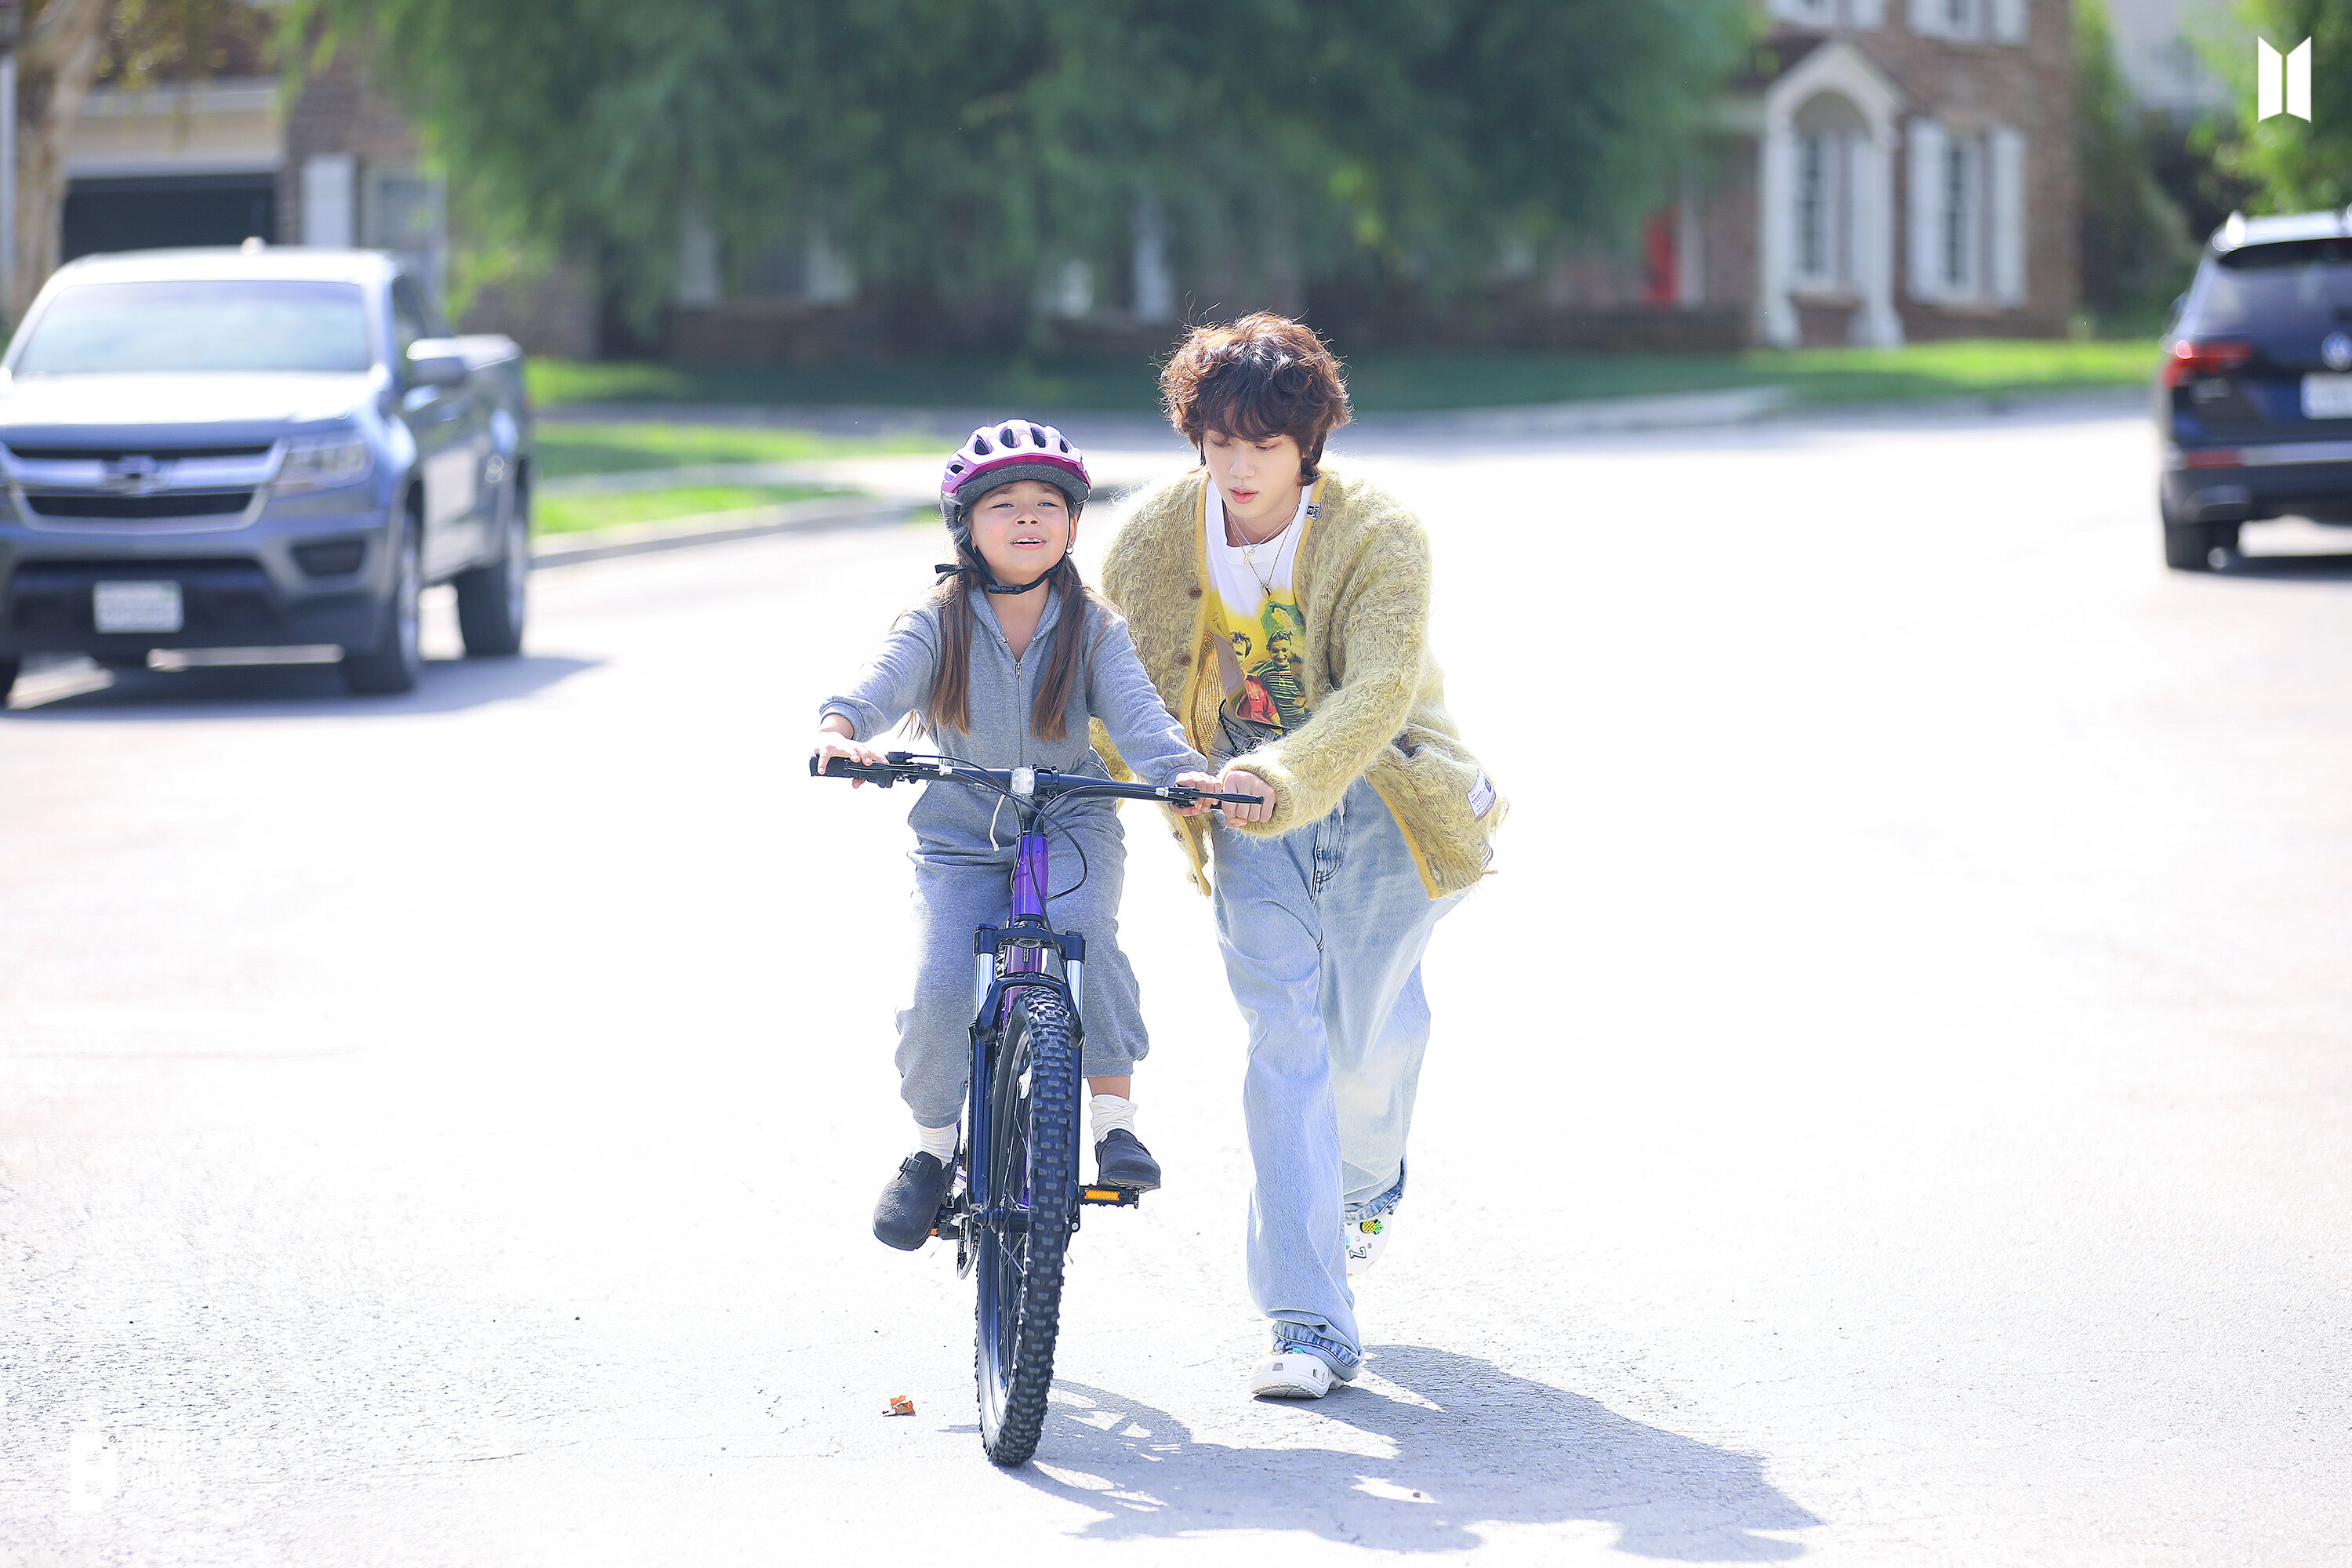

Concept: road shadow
[[2216, 550, 2352, 581], [1024, 1347, 1817, 1559], [3, 652, 597, 720]]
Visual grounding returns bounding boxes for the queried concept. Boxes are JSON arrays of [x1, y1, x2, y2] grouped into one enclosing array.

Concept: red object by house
[[1643, 212, 1678, 307]]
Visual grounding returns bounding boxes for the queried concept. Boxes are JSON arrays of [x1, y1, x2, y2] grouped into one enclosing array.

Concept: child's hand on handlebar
[[1218, 768, 1276, 825], [814, 721, 891, 787], [1168, 770, 1221, 817]]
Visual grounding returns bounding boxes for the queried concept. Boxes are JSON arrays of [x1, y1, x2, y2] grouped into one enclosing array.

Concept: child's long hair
[[920, 534, 1105, 743]]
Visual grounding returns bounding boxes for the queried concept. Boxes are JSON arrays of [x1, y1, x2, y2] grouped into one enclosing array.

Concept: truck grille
[[6, 444, 273, 462], [2, 440, 281, 529], [23, 491, 256, 520]]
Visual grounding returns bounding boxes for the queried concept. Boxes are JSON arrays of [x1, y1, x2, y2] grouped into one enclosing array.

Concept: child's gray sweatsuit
[[821, 583, 1205, 1127]]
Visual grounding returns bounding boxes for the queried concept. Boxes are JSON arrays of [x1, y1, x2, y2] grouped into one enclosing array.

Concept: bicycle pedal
[[1080, 1186, 1142, 1207]]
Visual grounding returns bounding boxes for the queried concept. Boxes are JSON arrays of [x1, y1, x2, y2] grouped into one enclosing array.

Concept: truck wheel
[[0, 658, 18, 705], [342, 523, 423, 695], [454, 503, 527, 658]]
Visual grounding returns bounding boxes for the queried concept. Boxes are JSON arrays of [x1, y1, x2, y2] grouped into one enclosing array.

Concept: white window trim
[[1989, 125, 2027, 305], [1769, 0, 1886, 25], [1908, 0, 2026, 42], [1907, 118, 1947, 303], [1907, 118, 2026, 307]]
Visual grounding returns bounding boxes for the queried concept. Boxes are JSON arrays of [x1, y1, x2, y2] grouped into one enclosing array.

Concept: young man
[[1094, 314, 1506, 1399]]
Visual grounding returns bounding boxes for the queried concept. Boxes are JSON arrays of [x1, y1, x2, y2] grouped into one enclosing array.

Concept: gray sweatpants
[[896, 806, 1149, 1128]]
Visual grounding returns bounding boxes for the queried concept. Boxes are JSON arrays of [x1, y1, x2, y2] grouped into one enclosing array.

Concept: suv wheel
[[2161, 494, 2237, 572], [454, 499, 527, 658], [0, 657, 18, 706], [342, 521, 423, 695]]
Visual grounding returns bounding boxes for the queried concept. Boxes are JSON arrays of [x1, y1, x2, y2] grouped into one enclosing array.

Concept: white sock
[[916, 1120, 960, 1162], [1090, 1094, 1137, 1146]]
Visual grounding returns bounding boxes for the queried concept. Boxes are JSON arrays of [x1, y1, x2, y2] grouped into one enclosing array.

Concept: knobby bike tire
[[973, 989, 1080, 1466]]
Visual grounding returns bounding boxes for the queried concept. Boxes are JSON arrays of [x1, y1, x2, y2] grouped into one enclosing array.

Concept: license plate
[[2302, 373, 2352, 419], [93, 580, 183, 633]]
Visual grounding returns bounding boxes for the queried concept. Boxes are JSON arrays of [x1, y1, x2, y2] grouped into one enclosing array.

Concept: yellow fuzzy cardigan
[[1091, 466, 1505, 898]]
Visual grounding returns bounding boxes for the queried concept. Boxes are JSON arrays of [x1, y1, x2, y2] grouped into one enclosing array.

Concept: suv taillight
[[2162, 339, 2255, 387]]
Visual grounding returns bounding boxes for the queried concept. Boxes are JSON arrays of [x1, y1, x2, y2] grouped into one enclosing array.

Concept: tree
[[2214, 0, 2352, 213], [2074, 0, 2197, 329], [12, 0, 114, 321], [9, 0, 263, 320], [286, 0, 1753, 343]]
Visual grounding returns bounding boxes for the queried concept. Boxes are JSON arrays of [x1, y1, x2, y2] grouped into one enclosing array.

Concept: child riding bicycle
[[813, 421, 1218, 1250]]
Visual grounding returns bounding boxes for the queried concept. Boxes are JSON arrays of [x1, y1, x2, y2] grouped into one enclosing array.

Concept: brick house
[[1682, 0, 2082, 346]]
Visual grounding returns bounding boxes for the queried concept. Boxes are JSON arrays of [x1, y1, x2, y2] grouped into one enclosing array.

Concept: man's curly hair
[[1160, 314, 1352, 483]]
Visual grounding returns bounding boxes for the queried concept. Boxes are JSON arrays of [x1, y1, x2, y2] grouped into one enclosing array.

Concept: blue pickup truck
[[0, 245, 532, 698]]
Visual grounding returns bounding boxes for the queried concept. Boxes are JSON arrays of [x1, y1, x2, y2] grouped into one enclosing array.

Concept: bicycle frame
[[964, 811, 1087, 1236]]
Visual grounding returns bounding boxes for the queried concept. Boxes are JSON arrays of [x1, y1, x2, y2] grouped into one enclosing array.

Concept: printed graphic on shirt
[[1205, 486, 1315, 761]]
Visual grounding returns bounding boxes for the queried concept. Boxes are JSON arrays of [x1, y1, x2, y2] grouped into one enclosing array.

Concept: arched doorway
[[1757, 40, 1904, 347]]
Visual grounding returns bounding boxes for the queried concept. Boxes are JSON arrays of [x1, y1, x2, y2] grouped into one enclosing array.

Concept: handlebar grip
[[1164, 786, 1265, 806], [811, 754, 903, 786]]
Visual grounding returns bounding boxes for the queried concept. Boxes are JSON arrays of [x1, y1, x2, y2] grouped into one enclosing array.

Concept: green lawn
[[533, 420, 935, 480], [536, 482, 848, 535], [529, 339, 2161, 416]]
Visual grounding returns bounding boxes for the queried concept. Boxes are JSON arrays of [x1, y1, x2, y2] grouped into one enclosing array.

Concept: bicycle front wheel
[[973, 987, 1080, 1466]]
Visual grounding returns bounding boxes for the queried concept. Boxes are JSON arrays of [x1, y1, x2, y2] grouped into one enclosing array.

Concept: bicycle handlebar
[[810, 752, 1264, 808]]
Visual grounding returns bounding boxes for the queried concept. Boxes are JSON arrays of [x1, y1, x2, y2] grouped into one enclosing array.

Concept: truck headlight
[[274, 434, 372, 493]]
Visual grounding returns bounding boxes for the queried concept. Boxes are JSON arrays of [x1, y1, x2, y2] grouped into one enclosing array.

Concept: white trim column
[[1852, 125, 1902, 344], [1758, 121, 1798, 347]]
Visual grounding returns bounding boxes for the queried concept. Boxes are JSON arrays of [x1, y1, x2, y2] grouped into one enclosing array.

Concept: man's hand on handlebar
[[814, 716, 891, 787], [1218, 768, 1276, 825]]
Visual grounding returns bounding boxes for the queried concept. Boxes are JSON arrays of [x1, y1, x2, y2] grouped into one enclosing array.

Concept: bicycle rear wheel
[[974, 988, 1080, 1466]]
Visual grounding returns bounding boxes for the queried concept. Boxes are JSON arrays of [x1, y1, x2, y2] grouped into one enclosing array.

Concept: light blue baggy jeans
[[1209, 775, 1462, 1377]]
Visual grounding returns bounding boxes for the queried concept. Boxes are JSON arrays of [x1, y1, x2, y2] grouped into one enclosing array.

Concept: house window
[[1798, 135, 1828, 278], [1792, 93, 1867, 295], [1910, 0, 2026, 42], [1908, 118, 2027, 306], [1769, 0, 1883, 24], [1796, 133, 1853, 287], [1940, 136, 1978, 295]]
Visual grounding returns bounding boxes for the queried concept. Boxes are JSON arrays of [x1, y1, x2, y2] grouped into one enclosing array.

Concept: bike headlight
[[274, 434, 372, 493]]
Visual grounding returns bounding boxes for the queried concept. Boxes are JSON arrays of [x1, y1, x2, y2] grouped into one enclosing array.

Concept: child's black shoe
[[1095, 1128, 1161, 1192], [873, 1152, 955, 1250]]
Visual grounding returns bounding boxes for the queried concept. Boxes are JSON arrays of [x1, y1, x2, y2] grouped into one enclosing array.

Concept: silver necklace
[[1240, 520, 1296, 598]]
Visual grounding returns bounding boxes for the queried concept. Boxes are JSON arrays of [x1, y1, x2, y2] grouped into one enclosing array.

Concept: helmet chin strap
[[935, 544, 1068, 596]]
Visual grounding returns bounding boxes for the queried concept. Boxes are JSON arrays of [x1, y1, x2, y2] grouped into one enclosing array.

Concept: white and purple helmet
[[938, 419, 1091, 524]]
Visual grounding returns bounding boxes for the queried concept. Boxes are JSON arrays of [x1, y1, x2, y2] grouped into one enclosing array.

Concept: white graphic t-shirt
[[1203, 482, 1316, 762]]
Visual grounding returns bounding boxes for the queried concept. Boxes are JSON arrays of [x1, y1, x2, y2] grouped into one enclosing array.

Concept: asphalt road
[[2, 407, 2347, 1566]]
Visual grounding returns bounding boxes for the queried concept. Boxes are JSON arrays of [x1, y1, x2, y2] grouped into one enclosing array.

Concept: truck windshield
[[12, 281, 372, 375], [2193, 238, 2352, 332]]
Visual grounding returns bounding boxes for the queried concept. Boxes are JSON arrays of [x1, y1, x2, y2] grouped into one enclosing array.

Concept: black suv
[[2158, 210, 2352, 570]]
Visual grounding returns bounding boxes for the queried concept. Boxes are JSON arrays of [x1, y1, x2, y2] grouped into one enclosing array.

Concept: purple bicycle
[[813, 750, 1259, 1465]]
